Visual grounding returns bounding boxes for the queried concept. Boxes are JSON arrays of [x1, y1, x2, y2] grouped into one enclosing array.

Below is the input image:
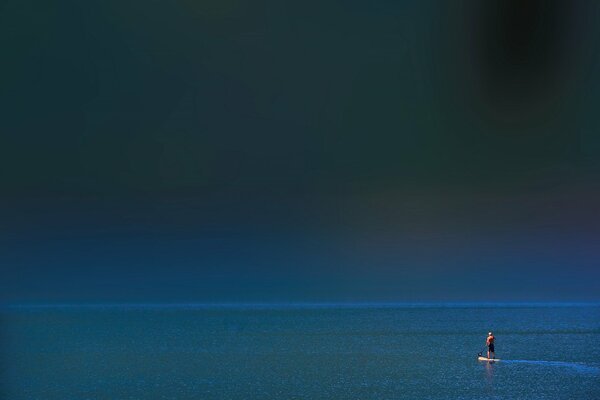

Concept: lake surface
[[1, 303, 599, 399]]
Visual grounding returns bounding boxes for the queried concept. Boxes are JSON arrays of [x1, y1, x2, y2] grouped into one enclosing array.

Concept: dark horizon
[[2, 0, 600, 304]]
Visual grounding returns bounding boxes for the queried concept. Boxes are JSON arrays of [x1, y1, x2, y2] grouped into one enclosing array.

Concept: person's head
[[488, 332, 493, 336]]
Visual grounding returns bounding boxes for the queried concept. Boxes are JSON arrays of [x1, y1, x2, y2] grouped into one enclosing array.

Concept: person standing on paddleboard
[[486, 332, 495, 359]]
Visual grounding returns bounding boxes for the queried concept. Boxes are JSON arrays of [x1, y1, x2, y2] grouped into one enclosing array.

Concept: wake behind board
[[478, 356, 500, 362]]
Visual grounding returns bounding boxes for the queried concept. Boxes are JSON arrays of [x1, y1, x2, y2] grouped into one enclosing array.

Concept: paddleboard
[[478, 356, 500, 362]]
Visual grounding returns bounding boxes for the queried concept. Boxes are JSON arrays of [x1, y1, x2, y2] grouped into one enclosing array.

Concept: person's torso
[[488, 335, 495, 344]]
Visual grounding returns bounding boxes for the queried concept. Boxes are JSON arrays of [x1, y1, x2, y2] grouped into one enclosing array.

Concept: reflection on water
[[484, 360, 495, 383]]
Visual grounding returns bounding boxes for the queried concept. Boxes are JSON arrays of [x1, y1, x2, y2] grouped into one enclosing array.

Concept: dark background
[[1, 0, 599, 303]]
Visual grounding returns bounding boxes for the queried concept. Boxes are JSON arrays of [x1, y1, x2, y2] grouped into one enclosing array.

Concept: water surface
[[1, 303, 598, 399]]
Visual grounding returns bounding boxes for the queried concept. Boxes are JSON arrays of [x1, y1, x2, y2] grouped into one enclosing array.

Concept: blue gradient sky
[[1, 0, 599, 303]]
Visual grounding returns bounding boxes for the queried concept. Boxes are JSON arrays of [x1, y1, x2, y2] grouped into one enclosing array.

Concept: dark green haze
[[1, 0, 599, 303]]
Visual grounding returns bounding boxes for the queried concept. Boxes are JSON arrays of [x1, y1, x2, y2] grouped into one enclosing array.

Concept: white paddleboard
[[478, 356, 500, 362]]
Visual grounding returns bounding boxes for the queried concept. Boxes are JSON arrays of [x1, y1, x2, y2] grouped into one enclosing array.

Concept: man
[[486, 331, 495, 359]]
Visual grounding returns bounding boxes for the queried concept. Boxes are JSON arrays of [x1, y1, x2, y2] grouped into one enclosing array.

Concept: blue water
[[1, 303, 599, 399]]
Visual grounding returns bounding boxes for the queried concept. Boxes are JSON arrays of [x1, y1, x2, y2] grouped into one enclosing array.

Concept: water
[[1, 303, 599, 399]]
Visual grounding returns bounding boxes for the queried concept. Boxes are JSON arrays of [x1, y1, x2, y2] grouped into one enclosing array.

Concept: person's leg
[[487, 348, 490, 359]]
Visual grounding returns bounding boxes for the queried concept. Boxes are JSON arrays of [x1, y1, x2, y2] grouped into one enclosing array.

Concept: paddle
[[477, 346, 487, 358]]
